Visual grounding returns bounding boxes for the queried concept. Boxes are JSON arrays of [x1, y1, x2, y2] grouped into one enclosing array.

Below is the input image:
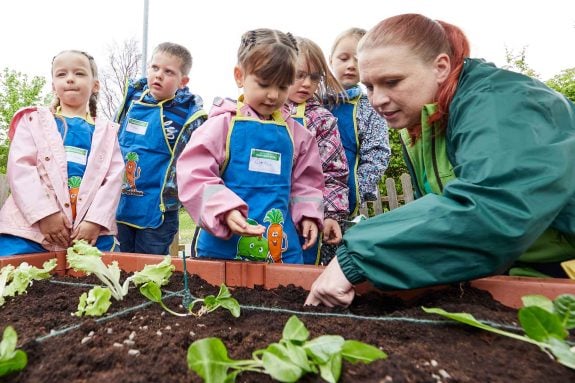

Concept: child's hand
[[322, 218, 342, 245], [225, 209, 265, 237], [300, 218, 318, 250], [39, 212, 71, 248], [71, 221, 102, 246]]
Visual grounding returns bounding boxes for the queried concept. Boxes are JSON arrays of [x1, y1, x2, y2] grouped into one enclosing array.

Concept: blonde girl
[[286, 36, 349, 265], [0, 50, 124, 255], [329, 27, 391, 217]]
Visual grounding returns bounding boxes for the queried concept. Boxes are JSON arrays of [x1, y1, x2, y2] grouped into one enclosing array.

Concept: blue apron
[[196, 105, 303, 263], [116, 90, 173, 228], [0, 115, 115, 255], [331, 87, 361, 216], [291, 102, 321, 265]]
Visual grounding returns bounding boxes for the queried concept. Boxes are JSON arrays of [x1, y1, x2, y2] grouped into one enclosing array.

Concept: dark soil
[[2, 271, 575, 383]]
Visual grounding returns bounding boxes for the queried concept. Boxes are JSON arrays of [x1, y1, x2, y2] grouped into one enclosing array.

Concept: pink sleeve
[[84, 132, 124, 231], [289, 120, 325, 229], [8, 109, 60, 224], [177, 114, 248, 239]]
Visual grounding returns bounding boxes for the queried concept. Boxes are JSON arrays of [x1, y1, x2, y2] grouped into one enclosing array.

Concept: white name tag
[[248, 149, 281, 175], [125, 118, 148, 135], [65, 146, 88, 165]]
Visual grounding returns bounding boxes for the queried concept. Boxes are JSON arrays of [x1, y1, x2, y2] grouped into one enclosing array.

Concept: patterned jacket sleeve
[[305, 104, 349, 221], [356, 97, 391, 201]]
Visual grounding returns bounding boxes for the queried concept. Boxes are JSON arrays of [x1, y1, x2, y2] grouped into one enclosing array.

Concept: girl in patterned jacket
[[0, 50, 124, 255], [286, 36, 349, 265], [177, 29, 324, 264]]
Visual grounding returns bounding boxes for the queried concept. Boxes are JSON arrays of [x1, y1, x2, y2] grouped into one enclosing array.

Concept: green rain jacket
[[337, 58, 575, 290]]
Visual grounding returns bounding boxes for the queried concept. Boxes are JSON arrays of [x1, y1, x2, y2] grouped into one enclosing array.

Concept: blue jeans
[[117, 210, 179, 255], [0, 234, 117, 256]]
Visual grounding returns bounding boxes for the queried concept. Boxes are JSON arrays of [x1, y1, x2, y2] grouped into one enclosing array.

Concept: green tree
[[546, 68, 575, 102], [0, 68, 49, 173], [503, 46, 540, 79]]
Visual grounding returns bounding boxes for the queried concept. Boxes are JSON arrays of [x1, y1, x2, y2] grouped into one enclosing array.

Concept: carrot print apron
[[195, 107, 303, 263]]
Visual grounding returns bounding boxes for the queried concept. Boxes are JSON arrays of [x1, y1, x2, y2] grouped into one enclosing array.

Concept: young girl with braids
[[286, 36, 349, 265], [177, 29, 324, 264], [0, 50, 124, 255]]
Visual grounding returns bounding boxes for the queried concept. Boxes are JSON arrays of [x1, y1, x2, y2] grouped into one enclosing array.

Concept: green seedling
[[0, 326, 27, 377], [139, 281, 188, 317], [68, 240, 175, 316], [188, 284, 240, 318], [140, 282, 241, 318], [187, 315, 386, 382], [0, 259, 56, 307], [423, 293, 575, 369]]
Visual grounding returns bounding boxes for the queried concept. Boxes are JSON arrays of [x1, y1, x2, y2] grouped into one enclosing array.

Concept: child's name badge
[[125, 118, 148, 135], [65, 146, 88, 165], [248, 149, 281, 175]]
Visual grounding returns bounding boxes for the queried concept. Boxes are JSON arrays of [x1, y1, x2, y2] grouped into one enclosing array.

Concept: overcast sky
[[2, 0, 574, 107]]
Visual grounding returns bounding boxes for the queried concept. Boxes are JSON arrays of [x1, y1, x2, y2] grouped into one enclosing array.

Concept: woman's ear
[[233, 65, 244, 88], [434, 53, 451, 85]]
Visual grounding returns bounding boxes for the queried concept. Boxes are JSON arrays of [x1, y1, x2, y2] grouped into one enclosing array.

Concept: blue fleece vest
[[331, 86, 361, 216]]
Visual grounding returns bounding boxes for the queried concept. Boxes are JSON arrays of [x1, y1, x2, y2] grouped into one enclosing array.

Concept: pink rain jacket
[[177, 98, 325, 239], [0, 107, 124, 250]]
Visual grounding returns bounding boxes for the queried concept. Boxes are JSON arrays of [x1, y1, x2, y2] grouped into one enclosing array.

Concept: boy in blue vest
[[115, 42, 207, 255]]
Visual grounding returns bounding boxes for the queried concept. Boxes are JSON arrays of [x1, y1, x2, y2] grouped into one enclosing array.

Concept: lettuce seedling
[[423, 293, 575, 369], [67, 240, 175, 316], [0, 259, 56, 307], [187, 315, 387, 382], [0, 326, 27, 377], [67, 240, 127, 301], [75, 286, 113, 317], [189, 284, 240, 318], [140, 282, 240, 318]]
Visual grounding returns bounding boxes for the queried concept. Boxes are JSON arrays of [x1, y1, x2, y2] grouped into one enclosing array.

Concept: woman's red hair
[[359, 14, 470, 137]]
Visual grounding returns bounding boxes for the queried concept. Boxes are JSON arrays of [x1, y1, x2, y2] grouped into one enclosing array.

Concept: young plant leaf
[[317, 353, 342, 383], [189, 284, 240, 318], [75, 286, 112, 317], [0, 326, 27, 377], [304, 335, 345, 364], [518, 306, 568, 341], [187, 337, 237, 383], [2, 259, 56, 298], [261, 343, 305, 382], [139, 282, 187, 317], [341, 340, 387, 363], [553, 294, 575, 330], [521, 294, 554, 312], [282, 315, 309, 343], [127, 256, 175, 287]]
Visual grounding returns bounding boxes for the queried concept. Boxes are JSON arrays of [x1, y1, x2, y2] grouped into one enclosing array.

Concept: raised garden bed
[[2, 252, 575, 382]]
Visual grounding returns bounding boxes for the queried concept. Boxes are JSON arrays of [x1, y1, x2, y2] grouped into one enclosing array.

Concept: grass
[[178, 209, 196, 244]]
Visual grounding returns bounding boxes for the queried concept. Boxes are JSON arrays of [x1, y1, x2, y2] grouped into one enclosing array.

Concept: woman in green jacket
[[306, 13, 575, 307]]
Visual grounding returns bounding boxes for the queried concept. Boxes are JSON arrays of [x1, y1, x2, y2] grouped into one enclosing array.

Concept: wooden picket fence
[[0, 173, 8, 207], [359, 173, 414, 217]]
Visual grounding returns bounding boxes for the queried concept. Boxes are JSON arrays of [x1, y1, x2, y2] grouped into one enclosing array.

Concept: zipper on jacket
[[431, 124, 444, 193]]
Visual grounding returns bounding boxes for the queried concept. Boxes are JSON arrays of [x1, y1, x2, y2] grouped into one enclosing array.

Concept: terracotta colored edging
[[470, 275, 575, 309], [0, 251, 67, 275], [4, 252, 575, 309]]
